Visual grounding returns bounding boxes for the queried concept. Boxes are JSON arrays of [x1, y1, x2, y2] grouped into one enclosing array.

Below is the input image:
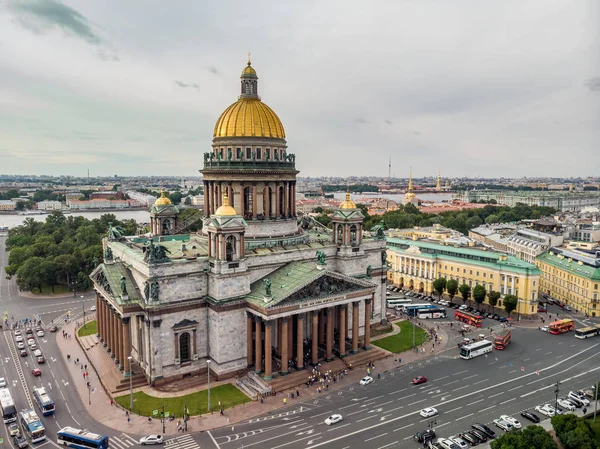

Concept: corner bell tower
[[332, 192, 365, 257]]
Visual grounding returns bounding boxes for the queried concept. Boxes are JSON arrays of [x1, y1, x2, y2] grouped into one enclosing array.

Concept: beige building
[[0, 200, 17, 211]]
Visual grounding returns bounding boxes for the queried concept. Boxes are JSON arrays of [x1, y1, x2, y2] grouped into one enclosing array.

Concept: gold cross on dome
[[248, 52, 251, 65]]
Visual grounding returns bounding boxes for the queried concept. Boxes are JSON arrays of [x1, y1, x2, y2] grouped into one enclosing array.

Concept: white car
[[449, 436, 469, 449], [359, 376, 373, 386], [420, 407, 438, 418], [17, 342, 25, 349], [493, 418, 514, 432], [33, 349, 42, 357], [568, 391, 590, 406], [437, 438, 460, 449], [37, 330, 44, 337], [459, 305, 468, 311], [139, 435, 163, 445], [557, 398, 575, 411], [500, 415, 522, 429], [324, 414, 343, 425], [15, 335, 23, 342], [535, 404, 560, 417], [91, 305, 97, 311], [540, 326, 549, 332], [0, 378, 6, 388], [27, 339, 35, 346]]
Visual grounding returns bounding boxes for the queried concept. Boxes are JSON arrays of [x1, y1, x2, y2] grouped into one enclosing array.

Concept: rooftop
[[537, 250, 600, 281]]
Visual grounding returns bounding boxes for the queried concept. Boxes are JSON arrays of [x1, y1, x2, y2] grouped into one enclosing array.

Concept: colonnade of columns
[[247, 299, 372, 379], [96, 295, 132, 375], [203, 180, 296, 219], [392, 255, 437, 280]]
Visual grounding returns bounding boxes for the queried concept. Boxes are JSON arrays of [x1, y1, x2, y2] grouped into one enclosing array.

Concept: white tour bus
[[459, 340, 493, 360], [574, 323, 600, 339], [386, 298, 412, 308]]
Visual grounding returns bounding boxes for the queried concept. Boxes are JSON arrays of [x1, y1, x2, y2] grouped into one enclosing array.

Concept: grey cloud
[[6, 0, 102, 45], [206, 66, 221, 75], [384, 120, 393, 125], [583, 77, 600, 92], [355, 117, 369, 124], [174, 80, 200, 90]]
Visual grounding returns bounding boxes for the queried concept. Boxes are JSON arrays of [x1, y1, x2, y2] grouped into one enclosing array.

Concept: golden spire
[[569, 184, 573, 192], [214, 192, 237, 216], [436, 167, 442, 191], [405, 167, 415, 200], [154, 187, 172, 206]]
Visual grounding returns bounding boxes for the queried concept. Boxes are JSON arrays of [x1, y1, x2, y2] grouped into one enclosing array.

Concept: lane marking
[[443, 380, 459, 387], [455, 413, 473, 421], [473, 379, 489, 385], [508, 385, 522, 392], [488, 392, 503, 399], [387, 389, 406, 395], [453, 370, 469, 376], [393, 423, 413, 432], [365, 433, 387, 442], [479, 405, 496, 412], [463, 374, 478, 381], [356, 415, 378, 423], [446, 406, 463, 413], [470, 399, 484, 405], [500, 398, 515, 405], [453, 385, 470, 392], [407, 399, 426, 406]]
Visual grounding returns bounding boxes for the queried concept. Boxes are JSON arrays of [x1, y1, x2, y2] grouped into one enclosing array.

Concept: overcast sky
[[0, 0, 598, 179]]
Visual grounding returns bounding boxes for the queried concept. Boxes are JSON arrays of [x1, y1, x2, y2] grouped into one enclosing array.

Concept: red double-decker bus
[[494, 329, 512, 350], [454, 310, 483, 328], [548, 319, 574, 335]]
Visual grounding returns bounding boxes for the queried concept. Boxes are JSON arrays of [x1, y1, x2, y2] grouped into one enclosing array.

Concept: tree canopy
[[446, 279, 459, 303], [433, 277, 446, 298], [551, 414, 597, 449], [473, 284, 487, 309], [490, 424, 558, 449], [459, 283, 471, 303], [5, 211, 136, 294], [503, 294, 519, 316]]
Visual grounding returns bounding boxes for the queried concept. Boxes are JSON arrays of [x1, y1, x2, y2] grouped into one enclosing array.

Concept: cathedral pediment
[[245, 261, 376, 310]]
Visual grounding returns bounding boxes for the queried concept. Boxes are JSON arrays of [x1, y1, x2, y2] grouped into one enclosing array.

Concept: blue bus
[[33, 387, 55, 416], [57, 427, 109, 449], [19, 409, 46, 443], [406, 304, 437, 316]]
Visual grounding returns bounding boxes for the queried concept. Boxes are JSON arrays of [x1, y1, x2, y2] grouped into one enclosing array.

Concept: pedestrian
[[126, 411, 129, 418], [283, 398, 287, 405], [85, 364, 87, 370], [85, 371, 88, 378], [127, 417, 131, 425]]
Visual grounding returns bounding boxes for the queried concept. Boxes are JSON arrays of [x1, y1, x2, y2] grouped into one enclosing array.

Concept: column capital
[[264, 320, 274, 328], [339, 304, 347, 311], [122, 317, 130, 325], [297, 313, 304, 321], [282, 316, 289, 324], [253, 315, 262, 323], [326, 307, 333, 316], [365, 297, 372, 305], [353, 300, 360, 307], [312, 310, 319, 317]]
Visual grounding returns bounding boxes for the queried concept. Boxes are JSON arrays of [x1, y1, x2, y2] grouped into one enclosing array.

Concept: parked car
[[568, 391, 590, 406], [472, 424, 496, 439], [139, 435, 163, 445], [412, 376, 428, 385], [535, 404, 560, 417], [20, 349, 27, 357], [15, 335, 23, 342], [414, 429, 437, 443], [438, 438, 460, 449], [499, 415, 522, 429], [36, 330, 44, 337], [14, 330, 21, 336], [0, 377, 6, 388], [420, 407, 438, 418], [26, 329, 33, 335], [520, 411, 540, 423], [324, 414, 343, 425], [493, 418, 513, 432], [17, 342, 25, 349], [557, 398, 576, 411], [449, 436, 469, 449], [457, 432, 479, 446], [359, 376, 373, 386], [468, 430, 487, 443]]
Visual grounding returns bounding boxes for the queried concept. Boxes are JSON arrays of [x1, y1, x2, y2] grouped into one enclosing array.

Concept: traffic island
[[372, 320, 428, 353]]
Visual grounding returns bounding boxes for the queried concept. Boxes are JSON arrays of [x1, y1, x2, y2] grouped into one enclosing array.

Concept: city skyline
[[0, 0, 598, 178]]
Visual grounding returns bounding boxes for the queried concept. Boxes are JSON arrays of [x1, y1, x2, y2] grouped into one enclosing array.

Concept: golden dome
[[154, 188, 172, 206], [215, 193, 237, 216], [213, 98, 286, 139], [339, 192, 357, 209], [241, 62, 257, 77]]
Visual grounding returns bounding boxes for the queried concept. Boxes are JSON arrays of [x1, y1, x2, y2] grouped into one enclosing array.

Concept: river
[[330, 192, 454, 203]]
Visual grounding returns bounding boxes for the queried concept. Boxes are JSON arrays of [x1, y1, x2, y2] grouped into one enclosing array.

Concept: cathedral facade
[[91, 60, 387, 385]]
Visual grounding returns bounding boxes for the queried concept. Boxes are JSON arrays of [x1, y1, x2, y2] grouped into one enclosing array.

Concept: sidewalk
[[55, 318, 453, 435]]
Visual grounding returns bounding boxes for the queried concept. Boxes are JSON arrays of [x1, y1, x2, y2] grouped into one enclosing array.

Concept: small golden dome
[[339, 192, 357, 209], [404, 191, 416, 199], [215, 193, 237, 216], [213, 98, 285, 139], [241, 62, 257, 77], [154, 188, 172, 206]]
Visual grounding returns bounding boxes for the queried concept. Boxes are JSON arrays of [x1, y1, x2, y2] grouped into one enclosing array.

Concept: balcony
[[202, 153, 296, 171]]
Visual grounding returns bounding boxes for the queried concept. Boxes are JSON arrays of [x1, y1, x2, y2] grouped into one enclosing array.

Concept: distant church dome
[[213, 58, 286, 140], [339, 192, 357, 209]]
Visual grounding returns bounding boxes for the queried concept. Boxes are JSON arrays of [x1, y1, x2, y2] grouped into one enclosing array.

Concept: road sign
[[165, 412, 170, 418], [153, 409, 159, 416], [0, 437, 4, 444]]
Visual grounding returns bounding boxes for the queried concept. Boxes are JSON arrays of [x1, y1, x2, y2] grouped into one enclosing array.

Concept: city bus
[[454, 310, 483, 328], [400, 303, 433, 312], [417, 308, 447, 319], [19, 409, 46, 443], [548, 318, 575, 335], [406, 305, 437, 316], [494, 329, 512, 350], [386, 298, 412, 308], [57, 427, 110, 449], [0, 388, 16, 423], [459, 340, 493, 359], [574, 323, 600, 339], [32, 386, 55, 416]]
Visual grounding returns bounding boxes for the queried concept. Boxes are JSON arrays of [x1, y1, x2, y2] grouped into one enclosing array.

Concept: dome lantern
[[339, 192, 357, 210], [214, 192, 237, 217], [154, 188, 172, 206], [240, 52, 259, 99]]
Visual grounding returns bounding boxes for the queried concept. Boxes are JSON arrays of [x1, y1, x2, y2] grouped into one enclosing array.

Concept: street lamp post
[[81, 295, 86, 329], [128, 356, 133, 410], [207, 359, 211, 412], [87, 382, 91, 405], [554, 380, 561, 415]]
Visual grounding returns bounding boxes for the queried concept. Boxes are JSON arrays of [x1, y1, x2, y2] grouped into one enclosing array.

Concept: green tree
[[432, 277, 447, 299], [551, 414, 596, 449], [473, 284, 486, 310], [459, 283, 471, 304], [314, 206, 324, 214], [503, 294, 518, 317], [485, 214, 499, 224], [54, 254, 79, 288], [446, 279, 458, 305], [184, 196, 192, 206], [490, 424, 558, 449], [17, 257, 45, 292], [488, 290, 500, 314]]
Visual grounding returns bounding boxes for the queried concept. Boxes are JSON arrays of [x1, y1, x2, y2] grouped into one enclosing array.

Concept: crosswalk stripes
[[110, 434, 137, 449], [165, 434, 200, 449]]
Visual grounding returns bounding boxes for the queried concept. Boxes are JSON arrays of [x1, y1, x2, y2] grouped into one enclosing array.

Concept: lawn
[[31, 284, 73, 295], [372, 321, 428, 353], [77, 320, 97, 337], [588, 417, 600, 445], [114, 383, 251, 417]]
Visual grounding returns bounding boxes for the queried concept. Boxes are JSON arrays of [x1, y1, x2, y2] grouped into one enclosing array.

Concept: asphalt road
[[1, 234, 599, 449]]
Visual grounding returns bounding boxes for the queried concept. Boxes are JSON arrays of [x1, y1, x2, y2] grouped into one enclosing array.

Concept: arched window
[[337, 224, 343, 244], [179, 332, 190, 362], [350, 225, 358, 246], [226, 235, 236, 262], [161, 219, 172, 235]]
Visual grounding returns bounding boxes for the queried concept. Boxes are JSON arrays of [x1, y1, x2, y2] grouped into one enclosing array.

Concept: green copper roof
[[97, 263, 141, 305], [536, 252, 600, 281], [387, 237, 541, 275]]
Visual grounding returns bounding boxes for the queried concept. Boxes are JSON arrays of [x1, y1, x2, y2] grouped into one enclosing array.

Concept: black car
[[458, 432, 479, 446], [520, 411, 540, 423], [13, 434, 28, 449], [20, 349, 27, 357], [414, 429, 436, 442], [472, 423, 496, 439], [468, 430, 487, 443]]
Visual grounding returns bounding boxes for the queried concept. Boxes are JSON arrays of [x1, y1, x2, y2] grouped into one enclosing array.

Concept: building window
[[236, 148, 242, 159], [179, 332, 191, 362], [246, 148, 252, 159], [257, 148, 262, 159], [470, 270, 472, 275], [266, 149, 271, 159]]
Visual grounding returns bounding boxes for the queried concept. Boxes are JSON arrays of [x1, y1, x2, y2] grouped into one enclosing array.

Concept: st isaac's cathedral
[[91, 59, 388, 386]]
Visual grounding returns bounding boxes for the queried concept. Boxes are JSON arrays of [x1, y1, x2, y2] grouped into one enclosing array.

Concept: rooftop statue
[[263, 278, 272, 297], [108, 222, 125, 241], [316, 250, 326, 265], [144, 240, 171, 264]]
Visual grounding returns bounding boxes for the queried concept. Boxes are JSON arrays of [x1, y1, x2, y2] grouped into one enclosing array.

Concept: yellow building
[[536, 248, 600, 317], [0, 200, 17, 211], [387, 237, 541, 316], [389, 224, 461, 243]]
